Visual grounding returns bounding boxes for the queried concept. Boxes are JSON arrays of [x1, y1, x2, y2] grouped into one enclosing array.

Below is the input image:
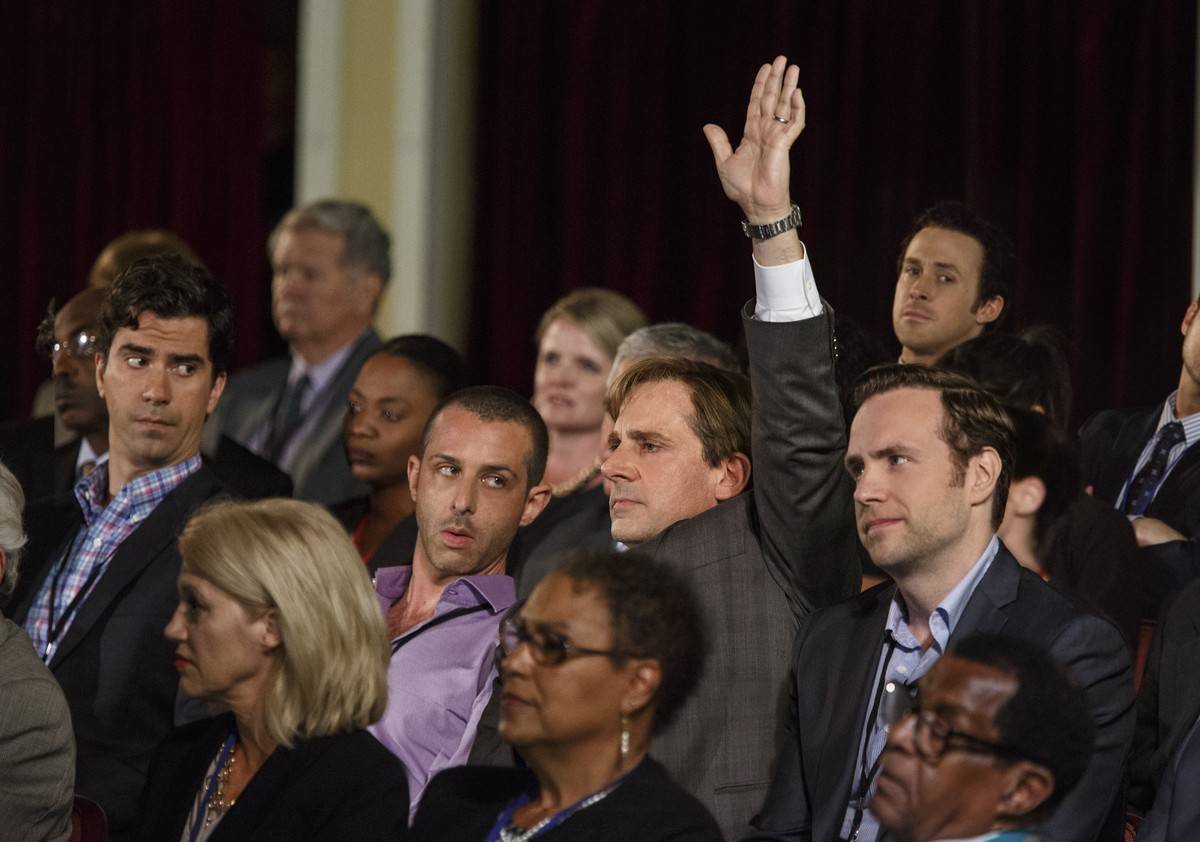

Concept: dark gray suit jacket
[[0, 617, 74, 842], [638, 306, 861, 838], [1130, 577, 1200, 815], [746, 548, 1135, 842], [205, 329, 381, 504]]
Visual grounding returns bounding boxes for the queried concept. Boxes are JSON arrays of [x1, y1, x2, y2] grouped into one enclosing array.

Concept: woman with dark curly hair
[[411, 550, 719, 841]]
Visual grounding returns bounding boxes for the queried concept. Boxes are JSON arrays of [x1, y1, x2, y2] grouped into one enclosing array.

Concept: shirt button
[[446, 587, 458, 596], [92, 538, 102, 548], [896, 665, 909, 675]]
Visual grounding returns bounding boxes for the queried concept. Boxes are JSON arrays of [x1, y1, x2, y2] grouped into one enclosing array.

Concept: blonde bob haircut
[[178, 498, 390, 748], [535, 288, 648, 360]]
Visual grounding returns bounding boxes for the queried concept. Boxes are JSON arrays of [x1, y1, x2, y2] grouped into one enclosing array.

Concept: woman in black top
[[412, 550, 720, 841], [136, 499, 408, 841]]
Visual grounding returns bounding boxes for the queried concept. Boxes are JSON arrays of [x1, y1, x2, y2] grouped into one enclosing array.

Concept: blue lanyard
[[187, 732, 237, 842], [483, 768, 635, 842]]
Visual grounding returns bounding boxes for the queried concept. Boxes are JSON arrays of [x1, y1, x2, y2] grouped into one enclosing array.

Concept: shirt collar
[[74, 453, 202, 522], [373, 565, 517, 614], [1164, 391, 1200, 449], [75, 437, 100, 474], [886, 535, 1001, 651], [288, 329, 368, 396]]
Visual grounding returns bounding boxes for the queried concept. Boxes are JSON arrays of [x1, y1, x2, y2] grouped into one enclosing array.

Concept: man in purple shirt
[[369, 385, 551, 812]]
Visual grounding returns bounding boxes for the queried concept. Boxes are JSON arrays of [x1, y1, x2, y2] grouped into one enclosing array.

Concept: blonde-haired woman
[[135, 499, 408, 842]]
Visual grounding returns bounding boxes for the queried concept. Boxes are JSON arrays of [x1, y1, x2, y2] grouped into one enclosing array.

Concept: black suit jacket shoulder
[[749, 547, 1134, 842], [11, 463, 226, 839], [1080, 404, 1200, 615], [411, 757, 720, 841], [136, 713, 409, 841]]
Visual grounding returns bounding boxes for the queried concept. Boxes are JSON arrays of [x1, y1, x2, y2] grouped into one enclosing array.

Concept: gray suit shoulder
[[0, 618, 74, 842]]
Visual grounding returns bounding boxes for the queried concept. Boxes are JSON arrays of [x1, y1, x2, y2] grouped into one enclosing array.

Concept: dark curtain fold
[[470, 0, 1195, 426], [0, 0, 272, 419]]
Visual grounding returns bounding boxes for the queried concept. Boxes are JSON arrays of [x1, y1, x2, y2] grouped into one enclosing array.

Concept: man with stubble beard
[[368, 386, 551, 815]]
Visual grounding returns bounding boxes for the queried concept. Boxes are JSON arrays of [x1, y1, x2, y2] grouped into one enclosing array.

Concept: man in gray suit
[[205, 199, 389, 504], [596, 56, 863, 836], [0, 462, 74, 842]]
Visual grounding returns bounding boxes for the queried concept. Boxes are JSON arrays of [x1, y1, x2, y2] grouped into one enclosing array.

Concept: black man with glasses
[[871, 634, 1093, 842], [746, 365, 1133, 842], [412, 550, 721, 841], [0, 288, 109, 503]]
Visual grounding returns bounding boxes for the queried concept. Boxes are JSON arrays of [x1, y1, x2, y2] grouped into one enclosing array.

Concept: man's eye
[[937, 274, 954, 284], [888, 454, 909, 467], [640, 441, 659, 454], [846, 463, 864, 480], [382, 409, 401, 422], [126, 356, 148, 368], [347, 400, 362, 414], [542, 351, 560, 366], [580, 359, 602, 374], [174, 364, 197, 376], [482, 475, 507, 489], [437, 464, 459, 477]]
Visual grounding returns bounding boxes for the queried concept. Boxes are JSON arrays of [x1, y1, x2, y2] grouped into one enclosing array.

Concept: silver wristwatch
[[741, 203, 802, 240]]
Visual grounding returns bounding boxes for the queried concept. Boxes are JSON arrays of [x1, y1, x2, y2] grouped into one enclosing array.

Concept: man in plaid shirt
[[12, 255, 234, 842]]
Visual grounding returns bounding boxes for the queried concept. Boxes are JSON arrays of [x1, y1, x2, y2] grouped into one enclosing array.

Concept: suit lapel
[[1146, 442, 1200, 524], [949, 547, 1021, 645], [49, 468, 220, 669], [284, 330, 381, 487], [817, 586, 893, 817], [1098, 409, 1159, 502]]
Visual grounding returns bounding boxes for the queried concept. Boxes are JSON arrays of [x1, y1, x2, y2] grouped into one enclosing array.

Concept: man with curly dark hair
[[10, 254, 233, 841]]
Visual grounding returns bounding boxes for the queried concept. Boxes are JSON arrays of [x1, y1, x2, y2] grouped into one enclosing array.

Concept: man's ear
[[205, 371, 228, 416], [967, 446, 1002, 508], [1007, 476, 1046, 518], [407, 454, 422, 502], [974, 295, 1005, 327], [713, 452, 752, 502], [1182, 300, 1199, 337], [355, 273, 385, 317], [520, 483, 552, 527], [95, 352, 107, 398], [998, 762, 1055, 819]]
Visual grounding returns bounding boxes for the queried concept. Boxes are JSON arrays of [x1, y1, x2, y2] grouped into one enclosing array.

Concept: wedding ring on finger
[[773, 115, 790, 125]]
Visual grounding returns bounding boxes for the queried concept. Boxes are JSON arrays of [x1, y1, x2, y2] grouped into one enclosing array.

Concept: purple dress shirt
[[367, 566, 516, 816]]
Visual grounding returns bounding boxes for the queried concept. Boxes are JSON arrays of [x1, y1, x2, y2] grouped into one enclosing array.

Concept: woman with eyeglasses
[[134, 499, 409, 841], [410, 550, 720, 841]]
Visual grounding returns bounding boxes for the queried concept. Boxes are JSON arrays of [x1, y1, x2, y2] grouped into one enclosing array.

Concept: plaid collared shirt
[[23, 453, 201, 662]]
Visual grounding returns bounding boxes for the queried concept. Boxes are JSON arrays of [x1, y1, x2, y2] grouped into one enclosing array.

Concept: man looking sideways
[[369, 386, 551, 813], [11, 255, 231, 841]]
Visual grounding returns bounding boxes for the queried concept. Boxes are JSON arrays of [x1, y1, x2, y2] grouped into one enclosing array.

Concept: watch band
[[741, 203, 802, 240]]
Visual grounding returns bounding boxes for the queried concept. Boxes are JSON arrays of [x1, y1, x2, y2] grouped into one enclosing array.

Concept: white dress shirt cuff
[[752, 247, 824, 322]]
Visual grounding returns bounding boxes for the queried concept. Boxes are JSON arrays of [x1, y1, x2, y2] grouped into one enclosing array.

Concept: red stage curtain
[[469, 0, 1195, 426], [0, 0, 274, 419]]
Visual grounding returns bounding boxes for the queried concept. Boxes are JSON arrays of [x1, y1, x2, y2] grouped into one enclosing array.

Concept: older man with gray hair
[[609, 321, 742, 385], [205, 199, 391, 503], [0, 462, 74, 842]]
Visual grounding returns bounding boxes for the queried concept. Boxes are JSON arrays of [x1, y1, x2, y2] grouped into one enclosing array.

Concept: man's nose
[[142, 367, 171, 404], [852, 466, 885, 505], [907, 271, 932, 300], [601, 445, 635, 482]]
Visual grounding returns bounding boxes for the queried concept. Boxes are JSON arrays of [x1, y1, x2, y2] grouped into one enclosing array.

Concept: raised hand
[[703, 55, 805, 224]]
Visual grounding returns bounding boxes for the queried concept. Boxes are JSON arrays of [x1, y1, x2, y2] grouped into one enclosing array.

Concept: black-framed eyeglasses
[[38, 330, 97, 363], [885, 683, 1025, 764], [496, 600, 628, 669]]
